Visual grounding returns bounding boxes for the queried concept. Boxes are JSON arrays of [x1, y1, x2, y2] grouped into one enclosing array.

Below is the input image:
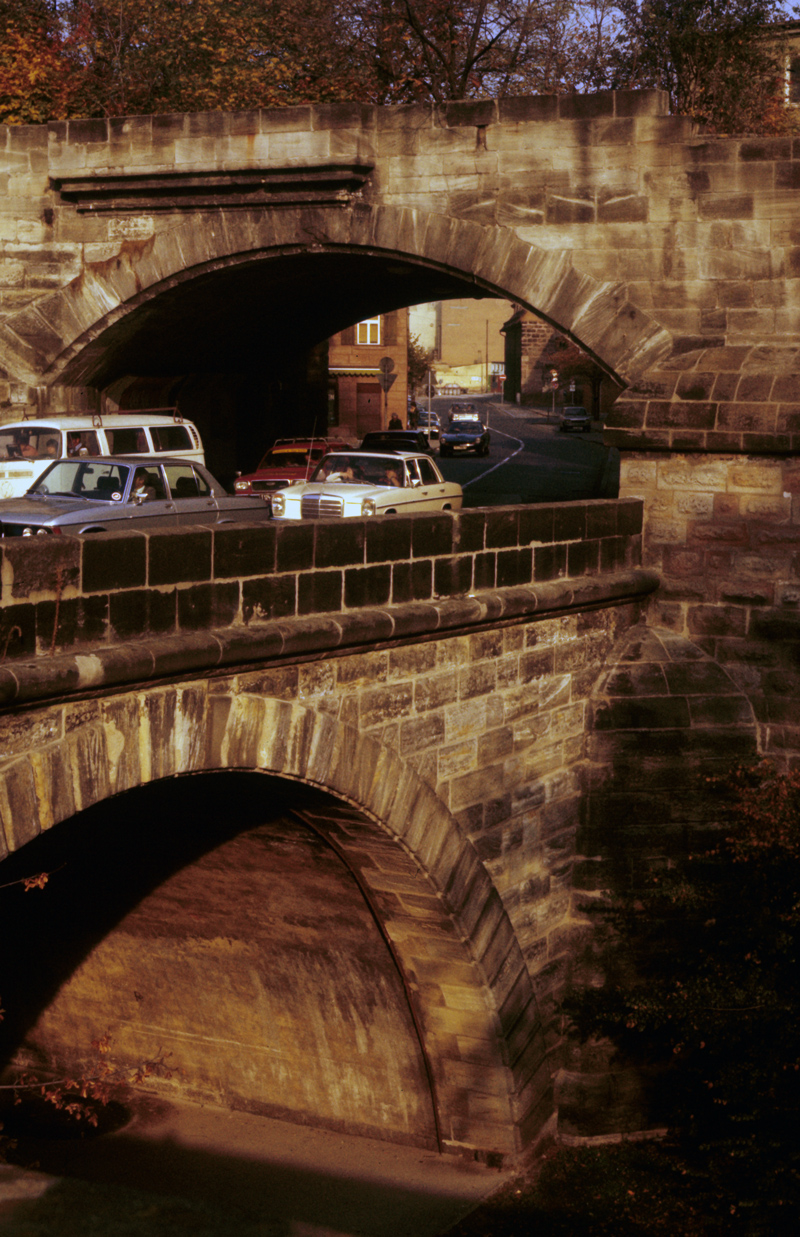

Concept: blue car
[[439, 417, 490, 458]]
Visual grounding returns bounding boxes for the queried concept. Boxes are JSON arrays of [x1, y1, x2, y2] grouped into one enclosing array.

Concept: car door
[[162, 463, 219, 525], [406, 456, 450, 511], [123, 463, 180, 527]]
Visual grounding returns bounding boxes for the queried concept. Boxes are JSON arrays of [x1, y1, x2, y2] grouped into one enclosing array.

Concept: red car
[[234, 437, 352, 500]]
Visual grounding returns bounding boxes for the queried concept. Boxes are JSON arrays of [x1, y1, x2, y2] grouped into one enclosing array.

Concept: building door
[[356, 383, 382, 436]]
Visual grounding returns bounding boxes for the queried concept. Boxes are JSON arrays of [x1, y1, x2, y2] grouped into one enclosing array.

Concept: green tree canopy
[[612, 0, 791, 131]]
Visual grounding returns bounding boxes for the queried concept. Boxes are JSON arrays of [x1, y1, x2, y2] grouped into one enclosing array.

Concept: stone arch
[[0, 203, 673, 390], [0, 684, 548, 1157], [582, 623, 759, 883]]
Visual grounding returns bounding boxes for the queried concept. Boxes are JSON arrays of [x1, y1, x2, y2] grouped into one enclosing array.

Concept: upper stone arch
[[582, 624, 759, 884], [1, 202, 673, 390], [0, 682, 548, 1156]]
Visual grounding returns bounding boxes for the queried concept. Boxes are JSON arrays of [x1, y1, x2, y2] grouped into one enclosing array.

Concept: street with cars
[[0, 396, 617, 536], [425, 395, 618, 506]]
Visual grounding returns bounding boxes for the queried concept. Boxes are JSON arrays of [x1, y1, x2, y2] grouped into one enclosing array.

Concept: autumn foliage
[[0, 1, 797, 133]]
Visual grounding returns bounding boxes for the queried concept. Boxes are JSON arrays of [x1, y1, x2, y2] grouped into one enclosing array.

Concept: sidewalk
[[0, 1097, 514, 1237]]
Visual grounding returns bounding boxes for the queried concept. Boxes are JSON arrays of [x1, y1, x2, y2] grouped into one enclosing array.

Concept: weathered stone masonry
[[2, 89, 800, 763], [2, 84, 800, 1147], [0, 501, 656, 1154]]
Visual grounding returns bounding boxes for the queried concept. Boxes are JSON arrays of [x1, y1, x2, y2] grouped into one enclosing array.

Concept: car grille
[[301, 494, 344, 518], [251, 478, 288, 492]]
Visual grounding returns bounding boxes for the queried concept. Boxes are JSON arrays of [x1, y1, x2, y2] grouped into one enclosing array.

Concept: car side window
[[150, 426, 192, 452], [417, 459, 437, 484], [106, 427, 148, 454], [405, 460, 421, 485], [66, 431, 101, 457], [164, 464, 210, 499], [130, 466, 168, 501]]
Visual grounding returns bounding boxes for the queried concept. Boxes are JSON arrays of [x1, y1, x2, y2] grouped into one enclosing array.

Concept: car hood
[[443, 428, 484, 439], [0, 495, 111, 521], [283, 482, 388, 499]]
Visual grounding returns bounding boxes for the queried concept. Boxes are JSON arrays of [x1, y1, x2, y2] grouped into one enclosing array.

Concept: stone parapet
[[0, 500, 644, 663], [0, 566, 658, 708]]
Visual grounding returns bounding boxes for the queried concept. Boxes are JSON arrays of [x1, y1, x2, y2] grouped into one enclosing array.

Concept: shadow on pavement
[[1, 1098, 512, 1237]]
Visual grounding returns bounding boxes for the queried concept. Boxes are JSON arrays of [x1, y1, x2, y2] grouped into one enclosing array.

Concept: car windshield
[[30, 460, 132, 500], [257, 449, 309, 469], [310, 454, 406, 487], [0, 427, 61, 460]]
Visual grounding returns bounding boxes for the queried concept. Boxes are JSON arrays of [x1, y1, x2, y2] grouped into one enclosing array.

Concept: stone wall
[[0, 499, 643, 667], [620, 453, 800, 764], [0, 506, 655, 1155]]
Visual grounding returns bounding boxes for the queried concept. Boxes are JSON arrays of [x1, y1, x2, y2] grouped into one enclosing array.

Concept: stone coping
[[0, 568, 659, 709], [0, 500, 644, 662]]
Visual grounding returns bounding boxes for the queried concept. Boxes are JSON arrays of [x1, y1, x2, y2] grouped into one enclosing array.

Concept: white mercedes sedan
[[270, 451, 463, 519]]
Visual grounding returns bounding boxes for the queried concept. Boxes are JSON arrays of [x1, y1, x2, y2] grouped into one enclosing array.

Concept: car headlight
[[22, 526, 51, 537], [234, 479, 250, 492], [361, 498, 376, 517], [272, 493, 286, 516]]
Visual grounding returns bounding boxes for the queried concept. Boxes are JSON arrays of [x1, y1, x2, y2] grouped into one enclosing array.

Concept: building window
[[357, 317, 381, 345], [790, 56, 800, 104]]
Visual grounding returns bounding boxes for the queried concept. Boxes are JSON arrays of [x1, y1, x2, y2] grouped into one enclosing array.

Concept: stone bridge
[[0, 503, 760, 1158], [1, 89, 799, 1159], [2, 89, 800, 708]]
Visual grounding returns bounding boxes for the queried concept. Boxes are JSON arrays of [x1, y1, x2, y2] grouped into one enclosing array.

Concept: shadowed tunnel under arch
[[0, 769, 523, 1156]]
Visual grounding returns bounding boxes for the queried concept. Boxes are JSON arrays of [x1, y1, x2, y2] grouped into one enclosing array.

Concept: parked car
[[233, 436, 351, 499], [439, 417, 490, 457], [417, 411, 440, 440], [559, 406, 592, 433], [359, 430, 434, 455], [0, 457, 273, 536], [0, 411, 204, 500], [270, 451, 462, 519]]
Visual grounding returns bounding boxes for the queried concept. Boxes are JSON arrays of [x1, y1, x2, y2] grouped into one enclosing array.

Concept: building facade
[[503, 307, 623, 417], [328, 309, 409, 436]]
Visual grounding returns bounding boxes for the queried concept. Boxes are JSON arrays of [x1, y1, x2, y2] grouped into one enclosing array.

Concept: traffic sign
[[378, 372, 397, 393], [378, 356, 395, 375]]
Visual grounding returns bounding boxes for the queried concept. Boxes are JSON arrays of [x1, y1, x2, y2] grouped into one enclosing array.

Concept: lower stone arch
[[0, 686, 550, 1157]]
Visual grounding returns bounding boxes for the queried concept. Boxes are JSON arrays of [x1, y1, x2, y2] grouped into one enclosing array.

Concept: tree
[[343, 0, 594, 103], [60, 0, 365, 117], [567, 760, 800, 1227], [0, 1, 89, 123], [407, 332, 433, 394], [612, 0, 792, 132], [2, 0, 611, 121]]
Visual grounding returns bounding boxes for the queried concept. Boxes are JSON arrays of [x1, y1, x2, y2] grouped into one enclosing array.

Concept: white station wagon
[[270, 451, 463, 519]]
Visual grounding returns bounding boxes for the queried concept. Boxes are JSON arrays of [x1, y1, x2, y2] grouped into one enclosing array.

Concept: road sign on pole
[[377, 372, 397, 393], [378, 356, 395, 375], [547, 369, 559, 422]]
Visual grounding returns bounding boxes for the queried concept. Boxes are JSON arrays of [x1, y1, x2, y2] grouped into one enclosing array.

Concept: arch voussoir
[[0, 199, 671, 390]]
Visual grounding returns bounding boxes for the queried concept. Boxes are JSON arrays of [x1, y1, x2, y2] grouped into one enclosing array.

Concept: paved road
[[0, 1098, 513, 1237], [428, 395, 619, 507]]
